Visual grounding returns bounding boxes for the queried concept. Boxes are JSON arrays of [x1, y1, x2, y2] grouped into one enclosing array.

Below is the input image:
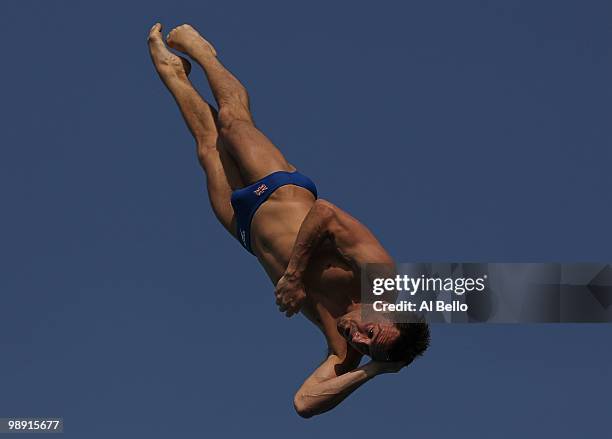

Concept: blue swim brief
[[230, 170, 318, 255]]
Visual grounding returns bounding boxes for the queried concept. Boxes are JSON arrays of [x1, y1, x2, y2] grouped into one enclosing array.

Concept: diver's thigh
[[220, 120, 295, 184]]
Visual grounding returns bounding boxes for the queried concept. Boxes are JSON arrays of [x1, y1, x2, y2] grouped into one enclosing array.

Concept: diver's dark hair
[[387, 314, 430, 362]]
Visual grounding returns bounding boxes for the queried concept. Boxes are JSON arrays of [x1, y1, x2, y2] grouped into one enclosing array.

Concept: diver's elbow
[[293, 394, 316, 419]]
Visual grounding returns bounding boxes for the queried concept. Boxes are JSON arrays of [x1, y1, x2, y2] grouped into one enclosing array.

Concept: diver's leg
[[166, 24, 295, 184], [148, 23, 242, 234]]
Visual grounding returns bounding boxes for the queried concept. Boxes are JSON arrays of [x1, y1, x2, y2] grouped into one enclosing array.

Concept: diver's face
[[337, 310, 400, 360]]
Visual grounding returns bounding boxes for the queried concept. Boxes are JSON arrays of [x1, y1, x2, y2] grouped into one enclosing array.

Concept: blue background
[[1, 0, 610, 437]]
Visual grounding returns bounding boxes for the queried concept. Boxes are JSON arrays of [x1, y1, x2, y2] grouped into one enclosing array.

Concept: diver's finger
[[289, 302, 301, 315]]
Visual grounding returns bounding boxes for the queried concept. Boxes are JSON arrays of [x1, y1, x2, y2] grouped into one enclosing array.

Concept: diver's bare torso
[[249, 185, 362, 355]]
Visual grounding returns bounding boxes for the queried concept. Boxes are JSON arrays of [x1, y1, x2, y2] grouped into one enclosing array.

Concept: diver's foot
[[166, 24, 218, 59], [148, 23, 191, 80]]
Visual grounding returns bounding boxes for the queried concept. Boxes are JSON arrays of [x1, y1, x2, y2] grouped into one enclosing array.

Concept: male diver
[[148, 23, 430, 418]]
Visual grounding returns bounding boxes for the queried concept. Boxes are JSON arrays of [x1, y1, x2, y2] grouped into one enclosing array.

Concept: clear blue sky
[[1, 0, 611, 437]]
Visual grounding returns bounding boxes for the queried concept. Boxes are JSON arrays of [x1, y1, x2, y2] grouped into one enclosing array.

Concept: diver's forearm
[[285, 200, 335, 278], [295, 362, 378, 418]]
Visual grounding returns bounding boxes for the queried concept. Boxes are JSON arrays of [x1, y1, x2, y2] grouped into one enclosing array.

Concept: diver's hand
[[274, 272, 307, 317], [368, 359, 412, 375]]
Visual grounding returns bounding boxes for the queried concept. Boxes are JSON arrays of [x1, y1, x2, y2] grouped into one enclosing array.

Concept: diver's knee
[[196, 140, 218, 165], [218, 104, 251, 132]]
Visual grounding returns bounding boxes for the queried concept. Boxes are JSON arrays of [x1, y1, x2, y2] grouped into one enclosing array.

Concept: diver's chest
[[303, 249, 361, 305], [299, 247, 361, 334], [306, 263, 358, 292]]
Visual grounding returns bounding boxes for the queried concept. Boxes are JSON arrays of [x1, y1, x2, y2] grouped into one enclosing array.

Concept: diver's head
[[336, 309, 430, 363]]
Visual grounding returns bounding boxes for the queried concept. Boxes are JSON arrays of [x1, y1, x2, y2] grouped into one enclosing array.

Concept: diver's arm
[[285, 199, 392, 279], [284, 199, 336, 279], [274, 200, 335, 316], [276, 199, 393, 316], [293, 354, 399, 418]]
